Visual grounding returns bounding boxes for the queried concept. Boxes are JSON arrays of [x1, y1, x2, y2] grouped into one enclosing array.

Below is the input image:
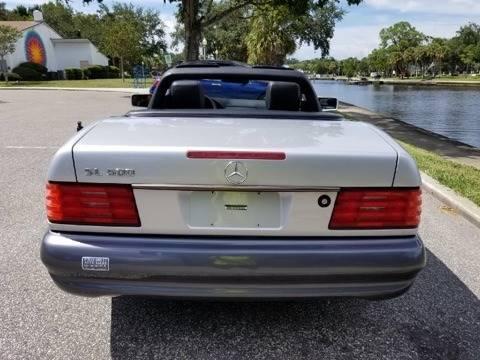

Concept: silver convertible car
[[41, 61, 425, 300]]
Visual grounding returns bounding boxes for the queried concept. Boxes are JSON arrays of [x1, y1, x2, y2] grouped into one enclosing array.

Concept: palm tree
[[245, 6, 296, 65]]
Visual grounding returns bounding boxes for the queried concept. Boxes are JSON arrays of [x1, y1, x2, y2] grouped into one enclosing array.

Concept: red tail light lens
[[329, 188, 421, 230], [46, 183, 140, 226]]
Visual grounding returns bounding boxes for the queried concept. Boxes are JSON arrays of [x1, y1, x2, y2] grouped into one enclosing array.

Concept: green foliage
[[17, 62, 48, 74], [340, 58, 360, 77], [0, 2, 40, 20], [40, 1, 78, 38], [379, 22, 425, 76], [101, 3, 166, 58], [401, 142, 480, 207], [200, 5, 250, 62], [10, 62, 48, 82], [294, 21, 480, 79], [246, 5, 296, 65], [0, 24, 21, 57], [65, 68, 83, 80], [101, 18, 142, 80], [83, 65, 120, 79], [167, 0, 362, 61], [12, 66, 43, 81]]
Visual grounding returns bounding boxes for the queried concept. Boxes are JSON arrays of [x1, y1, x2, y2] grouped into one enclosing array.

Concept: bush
[[0, 72, 22, 81], [108, 66, 120, 78], [84, 65, 120, 79], [85, 65, 105, 79], [46, 71, 59, 81], [17, 62, 47, 75], [12, 66, 43, 81], [65, 68, 83, 80]]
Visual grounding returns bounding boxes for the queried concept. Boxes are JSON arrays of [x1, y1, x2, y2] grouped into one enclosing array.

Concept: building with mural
[[0, 10, 108, 73]]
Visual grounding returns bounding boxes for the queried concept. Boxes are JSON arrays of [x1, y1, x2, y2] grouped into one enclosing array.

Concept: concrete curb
[[0, 87, 146, 93], [421, 172, 480, 228]]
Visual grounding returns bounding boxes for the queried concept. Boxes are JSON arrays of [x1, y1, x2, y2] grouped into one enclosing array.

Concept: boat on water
[[347, 77, 371, 85]]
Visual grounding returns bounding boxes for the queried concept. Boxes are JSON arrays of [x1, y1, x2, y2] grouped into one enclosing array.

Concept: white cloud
[[294, 25, 381, 60], [366, 0, 480, 15]]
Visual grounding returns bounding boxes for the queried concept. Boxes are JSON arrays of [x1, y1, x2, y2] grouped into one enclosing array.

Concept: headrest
[[266, 81, 301, 111], [168, 80, 205, 109]]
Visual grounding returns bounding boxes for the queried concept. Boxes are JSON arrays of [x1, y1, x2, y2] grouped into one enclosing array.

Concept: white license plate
[[188, 191, 281, 228]]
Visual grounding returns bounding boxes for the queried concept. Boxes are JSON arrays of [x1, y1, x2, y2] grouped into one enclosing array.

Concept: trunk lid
[[73, 117, 397, 187]]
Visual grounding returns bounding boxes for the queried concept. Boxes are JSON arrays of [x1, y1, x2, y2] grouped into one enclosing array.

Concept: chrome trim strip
[[132, 184, 340, 192]]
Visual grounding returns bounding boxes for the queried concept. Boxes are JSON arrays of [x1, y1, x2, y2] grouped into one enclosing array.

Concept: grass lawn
[[400, 141, 480, 207], [0, 78, 148, 88], [434, 76, 480, 82]]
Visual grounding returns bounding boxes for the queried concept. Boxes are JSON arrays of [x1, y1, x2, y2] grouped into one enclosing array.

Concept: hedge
[[65, 68, 84, 80], [11, 66, 43, 81], [17, 62, 47, 75], [83, 65, 120, 79]]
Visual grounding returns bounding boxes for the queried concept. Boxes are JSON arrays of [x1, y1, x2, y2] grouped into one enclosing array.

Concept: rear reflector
[[46, 183, 140, 226], [329, 188, 421, 230], [187, 150, 286, 160]]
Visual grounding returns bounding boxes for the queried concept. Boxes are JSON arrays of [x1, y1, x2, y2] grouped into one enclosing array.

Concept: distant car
[[41, 61, 425, 300]]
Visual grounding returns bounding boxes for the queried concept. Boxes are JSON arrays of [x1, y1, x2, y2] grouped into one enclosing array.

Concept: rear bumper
[[41, 231, 426, 299]]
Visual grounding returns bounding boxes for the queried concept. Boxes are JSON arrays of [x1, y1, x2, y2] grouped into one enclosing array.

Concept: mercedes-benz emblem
[[224, 161, 248, 184]]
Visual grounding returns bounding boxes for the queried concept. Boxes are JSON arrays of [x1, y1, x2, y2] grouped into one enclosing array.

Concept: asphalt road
[[0, 90, 479, 360]]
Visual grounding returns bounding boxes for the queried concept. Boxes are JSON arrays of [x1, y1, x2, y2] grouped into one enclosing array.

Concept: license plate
[[188, 191, 281, 228], [81, 257, 110, 272]]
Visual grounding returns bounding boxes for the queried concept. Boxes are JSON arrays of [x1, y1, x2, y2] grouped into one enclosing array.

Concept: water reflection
[[313, 80, 480, 148]]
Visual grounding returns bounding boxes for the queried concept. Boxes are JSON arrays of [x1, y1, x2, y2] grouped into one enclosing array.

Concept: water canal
[[312, 80, 480, 148]]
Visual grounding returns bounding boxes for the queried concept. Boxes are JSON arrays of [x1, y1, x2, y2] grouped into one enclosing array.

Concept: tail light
[[46, 183, 140, 226], [187, 150, 286, 160], [329, 188, 421, 230]]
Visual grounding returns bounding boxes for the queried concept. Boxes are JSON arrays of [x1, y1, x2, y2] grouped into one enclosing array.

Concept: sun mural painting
[[25, 31, 47, 66]]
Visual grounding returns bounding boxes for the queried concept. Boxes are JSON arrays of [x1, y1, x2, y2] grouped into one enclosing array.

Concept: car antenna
[[77, 121, 83, 132]]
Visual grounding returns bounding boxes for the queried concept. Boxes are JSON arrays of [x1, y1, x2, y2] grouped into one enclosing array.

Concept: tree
[[0, 2, 8, 20], [41, 1, 77, 38], [460, 44, 480, 73], [427, 38, 449, 76], [0, 25, 21, 82], [81, 0, 362, 61], [455, 23, 480, 47], [99, 3, 166, 59], [201, 5, 250, 62], [340, 57, 360, 78], [379, 22, 425, 76], [245, 5, 296, 65], [101, 18, 142, 81], [367, 48, 389, 75], [50, 1, 167, 71]]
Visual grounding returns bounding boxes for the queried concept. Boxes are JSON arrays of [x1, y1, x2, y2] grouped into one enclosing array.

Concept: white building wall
[[54, 42, 92, 70], [54, 42, 109, 70], [6, 23, 61, 71], [89, 43, 109, 67], [5, 22, 108, 72]]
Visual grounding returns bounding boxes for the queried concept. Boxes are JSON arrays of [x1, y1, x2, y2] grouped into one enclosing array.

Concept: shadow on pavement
[[110, 250, 479, 360]]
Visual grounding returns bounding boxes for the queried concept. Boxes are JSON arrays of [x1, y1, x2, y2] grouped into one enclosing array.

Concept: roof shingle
[[0, 21, 39, 32]]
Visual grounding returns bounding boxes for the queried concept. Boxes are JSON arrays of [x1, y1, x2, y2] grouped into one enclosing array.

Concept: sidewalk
[[338, 103, 480, 170]]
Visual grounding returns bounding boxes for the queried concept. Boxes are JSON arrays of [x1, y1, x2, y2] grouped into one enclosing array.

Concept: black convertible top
[[150, 61, 322, 112]]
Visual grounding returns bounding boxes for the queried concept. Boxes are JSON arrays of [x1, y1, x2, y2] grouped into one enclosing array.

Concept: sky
[[4, 0, 480, 60]]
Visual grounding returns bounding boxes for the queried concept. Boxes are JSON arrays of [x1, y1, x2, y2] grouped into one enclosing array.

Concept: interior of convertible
[[161, 79, 305, 111]]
